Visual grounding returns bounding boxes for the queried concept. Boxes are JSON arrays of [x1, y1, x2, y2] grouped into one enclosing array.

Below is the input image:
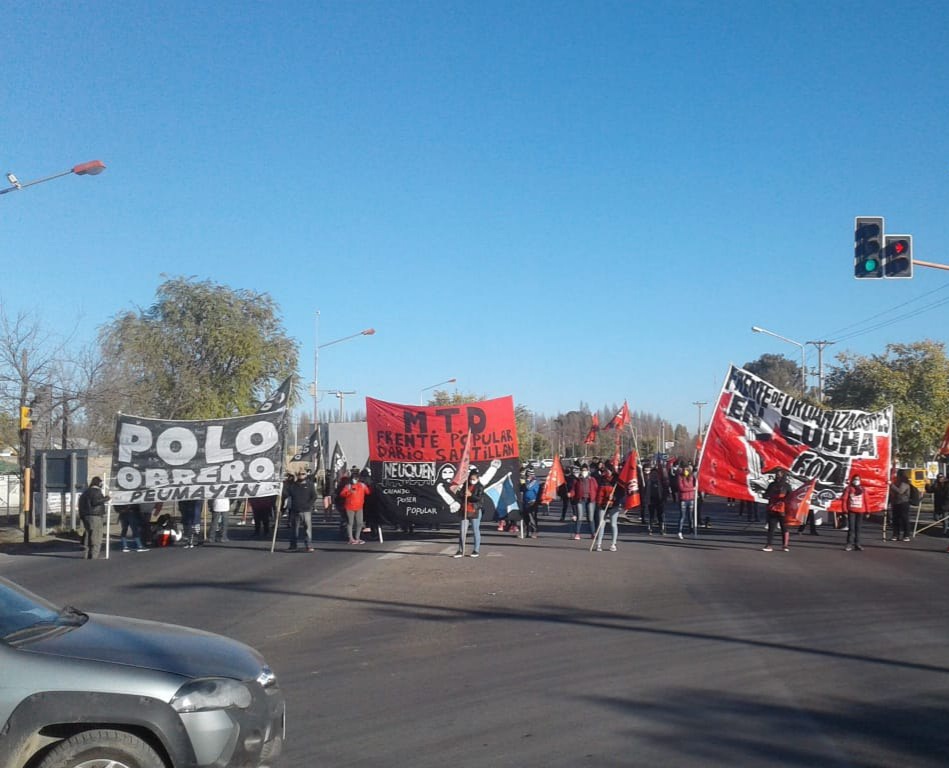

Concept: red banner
[[365, 396, 520, 526], [541, 455, 566, 505], [697, 366, 892, 514]]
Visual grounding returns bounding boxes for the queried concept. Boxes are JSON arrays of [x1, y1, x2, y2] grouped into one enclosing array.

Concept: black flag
[[291, 430, 320, 463], [257, 376, 292, 414]]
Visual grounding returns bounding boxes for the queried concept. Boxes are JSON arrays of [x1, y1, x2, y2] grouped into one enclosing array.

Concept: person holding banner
[[78, 476, 109, 560], [452, 466, 484, 558], [763, 469, 792, 552], [841, 475, 869, 551]]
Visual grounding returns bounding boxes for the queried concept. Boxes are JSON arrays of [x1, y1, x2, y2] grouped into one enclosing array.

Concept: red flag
[[449, 431, 472, 491], [618, 450, 642, 509], [939, 422, 949, 457], [583, 413, 600, 445], [540, 455, 566, 505], [604, 401, 630, 431], [784, 477, 817, 526]]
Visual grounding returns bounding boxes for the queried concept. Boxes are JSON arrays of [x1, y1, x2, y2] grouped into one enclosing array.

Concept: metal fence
[[1, 474, 21, 521]]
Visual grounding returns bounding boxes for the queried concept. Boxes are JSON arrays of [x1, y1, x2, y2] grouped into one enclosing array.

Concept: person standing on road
[[452, 466, 484, 557], [339, 473, 371, 545], [248, 495, 276, 538], [646, 467, 666, 536], [925, 473, 949, 536], [522, 468, 541, 538], [763, 469, 792, 552], [78, 476, 109, 560], [117, 503, 148, 552], [286, 470, 316, 552], [562, 465, 580, 523], [570, 464, 598, 541], [889, 470, 913, 542], [593, 467, 621, 551], [841, 474, 869, 551], [211, 497, 231, 542], [677, 464, 697, 539]]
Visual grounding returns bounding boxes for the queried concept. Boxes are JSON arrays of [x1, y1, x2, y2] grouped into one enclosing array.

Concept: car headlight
[[171, 678, 253, 713]]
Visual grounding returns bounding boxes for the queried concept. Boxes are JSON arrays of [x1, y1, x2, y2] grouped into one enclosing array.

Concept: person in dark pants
[[78, 476, 109, 559], [841, 474, 869, 551], [925, 474, 949, 535], [286, 470, 316, 551], [179, 499, 201, 548], [645, 468, 666, 535], [522, 468, 541, 538], [248, 495, 276, 538], [763, 469, 792, 552], [889, 470, 913, 542]]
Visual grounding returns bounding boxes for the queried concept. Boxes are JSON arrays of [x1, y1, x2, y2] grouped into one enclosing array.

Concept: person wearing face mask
[[677, 464, 697, 539], [763, 468, 792, 552], [339, 472, 371, 545], [841, 474, 869, 551], [645, 467, 666, 535], [570, 464, 598, 540]]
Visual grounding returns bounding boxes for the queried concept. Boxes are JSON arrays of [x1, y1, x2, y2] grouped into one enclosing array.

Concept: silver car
[[0, 575, 284, 768]]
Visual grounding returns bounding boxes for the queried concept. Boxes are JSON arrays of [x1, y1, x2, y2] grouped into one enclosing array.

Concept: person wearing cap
[[78, 476, 110, 560], [286, 470, 316, 552], [451, 466, 484, 557], [522, 467, 541, 538], [569, 464, 598, 541]]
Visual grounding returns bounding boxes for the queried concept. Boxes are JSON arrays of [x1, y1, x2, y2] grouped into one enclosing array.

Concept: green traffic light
[[863, 258, 878, 272]]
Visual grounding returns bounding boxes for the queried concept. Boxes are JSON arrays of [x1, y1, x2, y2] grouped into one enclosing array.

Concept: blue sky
[[3, 1, 949, 431]]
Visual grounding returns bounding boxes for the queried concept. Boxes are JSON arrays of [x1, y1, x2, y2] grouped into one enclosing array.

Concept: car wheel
[[37, 729, 165, 768]]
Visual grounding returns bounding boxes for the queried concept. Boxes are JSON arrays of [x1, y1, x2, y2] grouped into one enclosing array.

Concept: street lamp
[[1, 160, 106, 196], [419, 377, 456, 405], [312, 314, 374, 427], [751, 325, 807, 396]]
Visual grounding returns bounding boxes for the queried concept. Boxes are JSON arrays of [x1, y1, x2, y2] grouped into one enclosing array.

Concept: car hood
[[22, 612, 267, 682]]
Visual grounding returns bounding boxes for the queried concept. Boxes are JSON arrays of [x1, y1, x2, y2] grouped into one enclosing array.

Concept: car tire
[[37, 729, 164, 768]]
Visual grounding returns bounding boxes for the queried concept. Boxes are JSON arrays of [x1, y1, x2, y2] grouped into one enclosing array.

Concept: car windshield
[[0, 576, 84, 641]]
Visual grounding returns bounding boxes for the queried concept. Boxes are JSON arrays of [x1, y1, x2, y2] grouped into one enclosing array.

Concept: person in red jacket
[[339, 474, 371, 545], [570, 464, 598, 541], [841, 474, 869, 551]]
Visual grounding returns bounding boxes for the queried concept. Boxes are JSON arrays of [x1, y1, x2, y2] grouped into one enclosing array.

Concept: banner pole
[[590, 482, 616, 552], [270, 483, 285, 553]]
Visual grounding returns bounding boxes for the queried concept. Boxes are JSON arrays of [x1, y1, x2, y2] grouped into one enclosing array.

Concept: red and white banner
[[697, 365, 892, 513], [540, 455, 566, 505]]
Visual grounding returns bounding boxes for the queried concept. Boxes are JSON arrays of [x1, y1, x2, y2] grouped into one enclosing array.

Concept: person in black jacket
[[78, 476, 109, 559], [925, 474, 949, 535], [286, 470, 316, 552]]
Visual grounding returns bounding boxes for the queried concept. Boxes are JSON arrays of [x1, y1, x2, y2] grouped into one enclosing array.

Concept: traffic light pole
[[912, 259, 949, 272]]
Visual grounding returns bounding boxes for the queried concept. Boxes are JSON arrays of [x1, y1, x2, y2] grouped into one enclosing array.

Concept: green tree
[[824, 340, 949, 464], [96, 277, 298, 421], [743, 353, 803, 394]]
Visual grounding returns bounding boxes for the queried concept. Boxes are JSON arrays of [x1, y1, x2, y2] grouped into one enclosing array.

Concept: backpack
[[910, 485, 921, 506]]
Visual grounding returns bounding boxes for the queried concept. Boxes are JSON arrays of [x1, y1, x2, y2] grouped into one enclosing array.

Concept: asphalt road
[[3, 501, 949, 768]]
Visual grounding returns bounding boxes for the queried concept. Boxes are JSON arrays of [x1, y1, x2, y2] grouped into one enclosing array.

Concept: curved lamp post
[[1, 160, 106, 196], [419, 377, 457, 405], [751, 325, 807, 396]]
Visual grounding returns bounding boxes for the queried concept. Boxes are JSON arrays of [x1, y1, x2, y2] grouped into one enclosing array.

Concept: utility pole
[[806, 341, 835, 405], [692, 401, 707, 458]]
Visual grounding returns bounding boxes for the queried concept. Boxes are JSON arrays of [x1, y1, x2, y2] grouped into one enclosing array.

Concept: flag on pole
[[784, 477, 818, 526], [604, 400, 630, 431], [485, 473, 519, 519], [540, 455, 566, 504], [618, 450, 642, 509], [291, 430, 319, 463], [583, 413, 600, 445], [330, 441, 347, 478], [257, 376, 292, 414], [450, 431, 473, 491]]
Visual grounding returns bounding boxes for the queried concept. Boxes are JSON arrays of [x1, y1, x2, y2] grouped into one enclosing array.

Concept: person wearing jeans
[[677, 465, 697, 539], [453, 467, 484, 557], [594, 468, 621, 551], [571, 464, 598, 541], [339, 474, 371, 544], [842, 475, 869, 551]]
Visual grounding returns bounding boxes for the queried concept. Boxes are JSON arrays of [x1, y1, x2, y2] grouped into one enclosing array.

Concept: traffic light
[[19, 405, 32, 431], [854, 216, 884, 278], [884, 234, 913, 279]]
